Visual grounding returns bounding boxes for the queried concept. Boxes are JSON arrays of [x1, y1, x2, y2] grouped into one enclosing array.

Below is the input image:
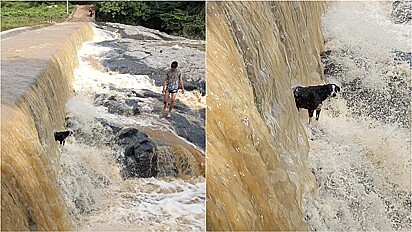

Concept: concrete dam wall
[[1, 22, 93, 230], [206, 1, 326, 230]]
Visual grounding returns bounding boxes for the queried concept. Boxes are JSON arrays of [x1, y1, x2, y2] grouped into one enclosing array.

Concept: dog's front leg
[[315, 104, 322, 121], [308, 109, 315, 124], [316, 109, 321, 121], [315, 109, 321, 121]]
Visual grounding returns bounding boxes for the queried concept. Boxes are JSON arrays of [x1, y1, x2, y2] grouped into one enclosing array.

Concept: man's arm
[[162, 75, 168, 94]]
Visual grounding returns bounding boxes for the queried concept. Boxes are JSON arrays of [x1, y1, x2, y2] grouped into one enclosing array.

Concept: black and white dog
[[54, 130, 73, 145], [292, 83, 340, 123]]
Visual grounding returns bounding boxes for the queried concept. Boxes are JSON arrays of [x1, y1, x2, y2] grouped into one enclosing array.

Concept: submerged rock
[[94, 93, 141, 116], [320, 50, 343, 76], [392, 50, 412, 68], [391, 0, 412, 24], [95, 118, 123, 134]]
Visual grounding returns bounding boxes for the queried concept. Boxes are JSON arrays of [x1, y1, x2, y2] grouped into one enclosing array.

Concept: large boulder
[[170, 113, 205, 150], [117, 128, 158, 178]]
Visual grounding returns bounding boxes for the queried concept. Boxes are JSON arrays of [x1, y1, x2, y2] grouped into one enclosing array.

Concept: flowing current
[[205, 1, 410, 231], [304, 1, 411, 231], [59, 25, 205, 230]]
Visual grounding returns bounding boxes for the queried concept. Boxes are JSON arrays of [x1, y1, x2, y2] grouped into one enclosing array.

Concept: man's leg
[[167, 93, 178, 117], [163, 92, 170, 111]]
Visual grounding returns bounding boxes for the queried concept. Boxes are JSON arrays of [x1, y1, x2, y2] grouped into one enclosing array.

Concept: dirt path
[[67, 5, 94, 22]]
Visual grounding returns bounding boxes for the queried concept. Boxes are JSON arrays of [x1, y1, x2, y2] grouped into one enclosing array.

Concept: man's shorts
[[167, 88, 179, 94]]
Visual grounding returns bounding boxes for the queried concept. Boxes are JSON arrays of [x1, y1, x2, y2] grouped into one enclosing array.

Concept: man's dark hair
[[171, 61, 178, 68]]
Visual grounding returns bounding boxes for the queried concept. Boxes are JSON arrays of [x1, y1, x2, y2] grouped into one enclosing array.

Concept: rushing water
[[206, 1, 326, 230], [59, 25, 205, 230], [1, 1, 410, 231], [304, 1, 411, 231], [1, 23, 93, 231], [206, 0, 410, 231]]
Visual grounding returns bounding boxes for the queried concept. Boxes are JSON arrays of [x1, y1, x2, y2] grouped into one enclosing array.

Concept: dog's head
[[327, 84, 340, 97], [292, 86, 303, 97]]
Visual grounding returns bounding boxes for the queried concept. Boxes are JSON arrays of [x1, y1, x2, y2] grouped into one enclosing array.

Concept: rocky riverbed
[[59, 23, 205, 230]]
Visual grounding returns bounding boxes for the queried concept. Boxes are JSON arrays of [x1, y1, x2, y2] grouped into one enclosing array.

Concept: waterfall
[[1, 22, 93, 230], [206, 1, 326, 230]]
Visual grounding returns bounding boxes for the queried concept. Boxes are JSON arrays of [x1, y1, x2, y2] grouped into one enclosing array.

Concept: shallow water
[[304, 1, 411, 231], [59, 25, 206, 230]]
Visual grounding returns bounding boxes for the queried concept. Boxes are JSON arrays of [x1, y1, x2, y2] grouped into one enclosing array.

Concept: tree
[[94, 1, 205, 40]]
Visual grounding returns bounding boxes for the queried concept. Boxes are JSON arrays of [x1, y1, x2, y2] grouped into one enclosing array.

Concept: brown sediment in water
[[133, 125, 205, 177], [1, 22, 93, 230], [206, 1, 325, 231], [83, 55, 106, 72]]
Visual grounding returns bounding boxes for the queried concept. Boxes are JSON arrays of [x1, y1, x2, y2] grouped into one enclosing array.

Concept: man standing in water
[[162, 61, 185, 118]]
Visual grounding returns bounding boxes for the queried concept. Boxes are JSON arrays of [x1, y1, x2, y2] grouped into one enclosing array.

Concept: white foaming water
[[322, 1, 410, 55], [322, 1, 411, 89], [59, 25, 205, 230], [304, 1, 411, 231]]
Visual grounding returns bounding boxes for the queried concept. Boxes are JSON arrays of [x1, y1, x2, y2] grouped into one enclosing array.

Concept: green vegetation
[[1, 1, 74, 31], [95, 1, 205, 40], [0, 1, 205, 40]]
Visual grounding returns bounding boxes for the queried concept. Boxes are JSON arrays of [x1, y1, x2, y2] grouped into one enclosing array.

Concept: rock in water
[[117, 128, 158, 178], [95, 118, 123, 134], [320, 50, 343, 76], [170, 113, 205, 150], [391, 0, 412, 24]]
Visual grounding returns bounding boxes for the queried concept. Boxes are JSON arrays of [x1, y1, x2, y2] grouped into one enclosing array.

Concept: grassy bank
[[1, 1, 74, 31]]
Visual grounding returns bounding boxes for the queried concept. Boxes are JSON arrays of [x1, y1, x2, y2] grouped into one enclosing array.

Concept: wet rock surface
[[117, 128, 158, 178], [391, 0, 412, 24], [95, 118, 122, 134], [91, 87, 205, 149], [169, 114, 205, 150], [94, 93, 141, 116], [320, 48, 411, 127], [392, 50, 412, 68], [95, 22, 206, 95], [65, 23, 205, 181]]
